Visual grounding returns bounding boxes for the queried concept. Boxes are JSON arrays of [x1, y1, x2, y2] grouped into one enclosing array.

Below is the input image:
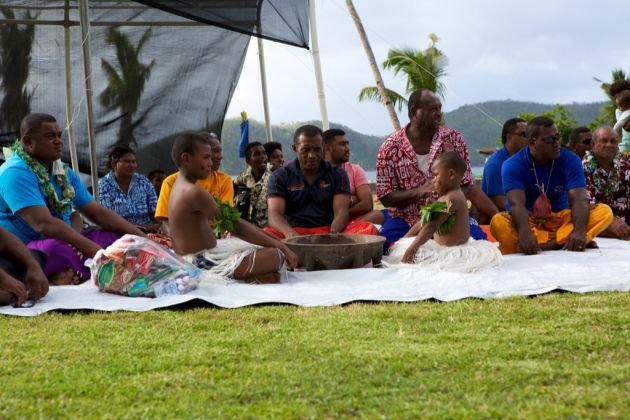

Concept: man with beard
[[490, 117, 613, 255], [323, 128, 373, 219]]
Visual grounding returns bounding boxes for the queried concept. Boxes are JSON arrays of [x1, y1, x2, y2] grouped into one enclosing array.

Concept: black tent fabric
[[0, 1, 309, 175], [135, 0, 309, 48]]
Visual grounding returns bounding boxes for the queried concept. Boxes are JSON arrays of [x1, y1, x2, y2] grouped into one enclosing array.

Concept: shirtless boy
[[168, 132, 297, 282], [399, 151, 470, 263]]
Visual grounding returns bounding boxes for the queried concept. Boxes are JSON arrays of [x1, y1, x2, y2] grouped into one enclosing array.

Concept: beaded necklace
[[531, 156, 555, 196]]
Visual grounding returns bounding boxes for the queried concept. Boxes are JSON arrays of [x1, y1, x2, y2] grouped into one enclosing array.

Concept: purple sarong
[[27, 229, 120, 281]]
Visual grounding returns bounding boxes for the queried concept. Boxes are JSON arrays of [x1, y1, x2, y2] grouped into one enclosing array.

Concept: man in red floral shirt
[[376, 89, 497, 248], [583, 127, 630, 239]]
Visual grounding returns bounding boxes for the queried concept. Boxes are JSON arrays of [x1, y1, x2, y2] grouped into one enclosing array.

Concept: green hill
[[136, 100, 607, 175], [136, 119, 384, 176], [443, 100, 606, 166], [217, 119, 385, 175]]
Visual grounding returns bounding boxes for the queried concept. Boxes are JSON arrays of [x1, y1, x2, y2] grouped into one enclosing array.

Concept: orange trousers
[[489, 203, 613, 255], [264, 220, 379, 239]]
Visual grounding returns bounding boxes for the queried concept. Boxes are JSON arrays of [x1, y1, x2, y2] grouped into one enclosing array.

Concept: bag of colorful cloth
[[90, 235, 201, 297]]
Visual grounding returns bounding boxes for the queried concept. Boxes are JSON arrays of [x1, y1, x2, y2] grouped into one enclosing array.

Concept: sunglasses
[[581, 138, 592, 145], [539, 135, 561, 145]]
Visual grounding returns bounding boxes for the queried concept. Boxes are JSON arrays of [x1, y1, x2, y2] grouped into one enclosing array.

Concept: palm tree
[[358, 34, 448, 112], [345, 0, 400, 130], [593, 69, 627, 126], [99, 27, 155, 146], [0, 8, 37, 135]]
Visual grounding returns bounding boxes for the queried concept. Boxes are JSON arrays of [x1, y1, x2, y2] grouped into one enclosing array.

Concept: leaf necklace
[[10, 140, 75, 217]]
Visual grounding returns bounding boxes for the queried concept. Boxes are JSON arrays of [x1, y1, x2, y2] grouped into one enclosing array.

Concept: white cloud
[[227, 0, 630, 136]]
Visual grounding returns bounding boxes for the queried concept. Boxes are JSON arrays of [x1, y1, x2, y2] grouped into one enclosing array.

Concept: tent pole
[[257, 29, 273, 142], [78, 0, 99, 200], [64, 0, 79, 172], [309, 0, 329, 130]]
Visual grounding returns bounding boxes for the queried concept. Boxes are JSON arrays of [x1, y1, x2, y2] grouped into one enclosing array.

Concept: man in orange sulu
[[490, 116, 613, 255]]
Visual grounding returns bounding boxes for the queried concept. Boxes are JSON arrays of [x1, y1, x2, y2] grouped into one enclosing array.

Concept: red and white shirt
[[376, 125, 473, 226]]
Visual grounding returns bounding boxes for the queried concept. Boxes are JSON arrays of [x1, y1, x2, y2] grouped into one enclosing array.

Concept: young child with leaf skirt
[[385, 152, 501, 273], [167, 132, 298, 283]]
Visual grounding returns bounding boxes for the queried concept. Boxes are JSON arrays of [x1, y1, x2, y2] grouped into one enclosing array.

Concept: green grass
[[1, 292, 629, 418]]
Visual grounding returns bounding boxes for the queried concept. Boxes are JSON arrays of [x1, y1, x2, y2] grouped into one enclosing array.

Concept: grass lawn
[[1, 292, 629, 418]]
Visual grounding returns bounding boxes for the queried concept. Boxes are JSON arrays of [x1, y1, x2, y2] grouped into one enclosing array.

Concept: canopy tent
[[0, 0, 313, 197]]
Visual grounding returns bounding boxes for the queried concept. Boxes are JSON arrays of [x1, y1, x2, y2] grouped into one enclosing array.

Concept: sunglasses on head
[[539, 135, 560, 145]]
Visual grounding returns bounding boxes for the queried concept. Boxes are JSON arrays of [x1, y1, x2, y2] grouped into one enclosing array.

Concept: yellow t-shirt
[[155, 170, 234, 219]]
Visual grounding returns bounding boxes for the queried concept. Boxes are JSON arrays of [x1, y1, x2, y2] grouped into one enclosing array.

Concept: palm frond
[[0, 8, 37, 132], [136, 28, 154, 54], [358, 86, 407, 111], [99, 27, 155, 144], [380, 39, 448, 98]]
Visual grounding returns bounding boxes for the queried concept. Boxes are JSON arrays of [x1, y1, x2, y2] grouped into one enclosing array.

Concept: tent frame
[[0, 1, 329, 198]]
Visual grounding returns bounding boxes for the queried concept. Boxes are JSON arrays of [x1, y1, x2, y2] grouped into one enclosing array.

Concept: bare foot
[[49, 269, 81, 286], [586, 240, 598, 249]]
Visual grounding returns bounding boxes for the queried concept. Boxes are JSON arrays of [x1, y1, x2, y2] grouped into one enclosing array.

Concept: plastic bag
[[90, 234, 201, 298]]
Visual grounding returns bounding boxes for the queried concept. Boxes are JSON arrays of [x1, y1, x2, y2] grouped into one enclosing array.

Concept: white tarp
[[2, 238, 629, 317]]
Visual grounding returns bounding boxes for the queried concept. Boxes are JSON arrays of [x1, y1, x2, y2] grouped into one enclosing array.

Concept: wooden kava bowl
[[282, 234, 385, 271]]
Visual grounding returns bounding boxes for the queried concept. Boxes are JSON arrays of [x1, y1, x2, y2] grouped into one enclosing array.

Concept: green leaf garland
[[419, 200, 456, 236], [212, 197, 241, 238], [10, 140, 75, 217]]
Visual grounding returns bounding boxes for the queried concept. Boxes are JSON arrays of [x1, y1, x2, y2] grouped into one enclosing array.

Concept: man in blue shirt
[[0, 113, 144, 282], [489, 116, 613, 255], [481, 118, 528, 211], [566, 126, 592, 159], [265, 125, 377, 239]]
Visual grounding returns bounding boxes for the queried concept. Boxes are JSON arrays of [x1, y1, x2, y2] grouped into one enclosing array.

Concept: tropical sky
[[226, 0, 630, 137]]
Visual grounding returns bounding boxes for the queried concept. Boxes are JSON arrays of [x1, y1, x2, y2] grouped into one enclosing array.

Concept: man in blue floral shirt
[[583, 127, 630, 239]]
